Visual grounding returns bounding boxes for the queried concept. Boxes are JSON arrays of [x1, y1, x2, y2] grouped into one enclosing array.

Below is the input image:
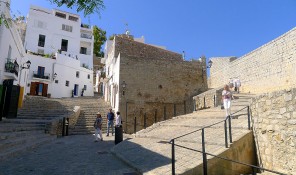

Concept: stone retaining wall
[[193, 88, 223, 110], [209, 27, 296, 94], [47, 106, 81, 136], [250, 89, 296, 174], [119, 55, 207, 133]]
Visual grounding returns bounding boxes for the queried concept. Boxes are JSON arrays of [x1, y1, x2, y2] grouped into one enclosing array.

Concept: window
[[34, 20, 46, 29], [65, 81, 69, 86], [62, 24, 73, 32], [69, 15, 78, 22], [87, 74, 90, 79], [76, 71, 79, 78], [38, 34, 45, 47], [55, 12, 66, 19], [80, 47, 87, 54], [37, 66, 45, 76], [55, 80, 58, 84], [61, 39, 68, 52], [84, 85, 87, 90]]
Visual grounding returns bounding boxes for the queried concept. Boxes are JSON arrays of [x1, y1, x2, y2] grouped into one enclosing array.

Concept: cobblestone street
[[0, 135, 138, 175]]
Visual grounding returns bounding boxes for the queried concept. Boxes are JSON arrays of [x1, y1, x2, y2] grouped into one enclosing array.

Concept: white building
[[24, 5, 94, 98], [0, 0, 28, 89]]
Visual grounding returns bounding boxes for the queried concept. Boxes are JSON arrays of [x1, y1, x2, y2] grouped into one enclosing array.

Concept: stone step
[[0, 124, 45, 133], [1, 119, 52, 125]]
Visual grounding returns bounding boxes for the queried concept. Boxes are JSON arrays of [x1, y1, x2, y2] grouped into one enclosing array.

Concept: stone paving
[[0, 135, 139, 175], [111, 93, 255, 175], [0, 93, 254, 175]]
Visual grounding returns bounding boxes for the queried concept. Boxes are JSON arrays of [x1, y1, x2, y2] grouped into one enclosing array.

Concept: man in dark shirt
[[106, 108, 115, 136]]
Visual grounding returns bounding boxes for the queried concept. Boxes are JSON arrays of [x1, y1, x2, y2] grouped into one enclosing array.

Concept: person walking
[[222, 84, 234, 118], [106, 108, 115, 136], [234, 78, 241, 93], [94, 112, 103, 142]]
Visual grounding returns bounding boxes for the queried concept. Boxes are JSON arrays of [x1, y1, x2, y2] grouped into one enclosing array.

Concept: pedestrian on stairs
[[94, 112, 103, 142], [106, 109, 115, 136], [222, 84, 234, 119]]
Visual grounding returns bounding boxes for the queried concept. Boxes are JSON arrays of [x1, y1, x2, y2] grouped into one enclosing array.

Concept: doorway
[[30, 82, 48, 97], [74, 84, 78, 96]]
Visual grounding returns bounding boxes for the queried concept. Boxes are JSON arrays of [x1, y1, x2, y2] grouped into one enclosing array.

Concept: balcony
[[81, 33, 92, 39], [33, 71, 50, 80], [5, 59, 19, 76]]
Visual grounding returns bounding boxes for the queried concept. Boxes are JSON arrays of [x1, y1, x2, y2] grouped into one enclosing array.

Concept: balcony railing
[[5, 59, 19, 76], [33, 71, 50, 80], [81, 33, 92, 39]]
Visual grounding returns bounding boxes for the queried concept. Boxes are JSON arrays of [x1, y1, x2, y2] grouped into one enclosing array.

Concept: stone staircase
[[66, 96, 112, 135], [0, 96, 71, 161], [112, 93, 258, 175]]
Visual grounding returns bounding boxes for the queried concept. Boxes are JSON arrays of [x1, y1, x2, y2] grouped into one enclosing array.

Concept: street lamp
[[53, 73, 57, 80], [121, 81, 127, 96], [207, 60, 213, 69], [19, 60, 31, 85]]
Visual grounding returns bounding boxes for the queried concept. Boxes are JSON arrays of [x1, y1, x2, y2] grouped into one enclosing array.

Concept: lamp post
[[121, 81, 127, 96], [19, 60, 31, 85], [53, 73, 57, 81]]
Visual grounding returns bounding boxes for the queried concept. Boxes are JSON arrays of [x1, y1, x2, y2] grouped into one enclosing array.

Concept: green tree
[[49, 0, 105, 16], [0, 0, 105, 27], [93, 25, 106, 57]]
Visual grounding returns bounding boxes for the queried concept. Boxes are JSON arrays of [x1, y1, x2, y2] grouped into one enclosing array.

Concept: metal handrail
[[173, 143, 287, 175]]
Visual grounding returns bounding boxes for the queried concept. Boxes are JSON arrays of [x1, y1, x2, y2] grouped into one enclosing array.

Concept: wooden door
[[42, 84, 48, 97], [30, 82, 38, 95]]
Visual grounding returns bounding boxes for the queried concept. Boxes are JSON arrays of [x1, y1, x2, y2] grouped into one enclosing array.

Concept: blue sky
[[11, 0, 296, 61]]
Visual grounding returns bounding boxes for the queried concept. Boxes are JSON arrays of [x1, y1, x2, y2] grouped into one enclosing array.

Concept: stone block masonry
[[209, 27, 296, 94], [250, 88, 296, 174], [119, 55, 207, 133], [114, 36, 183, 61]]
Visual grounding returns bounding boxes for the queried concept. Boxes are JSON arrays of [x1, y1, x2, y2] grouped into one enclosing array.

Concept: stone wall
[[47, 106, 81, 136], [193, 87, 223, 110], [119, 55, 207, 133], [188, 132, 257, 175], [250, 88, 296, 174], [114, 36, 183, 61], [209, 27, 296, 94]]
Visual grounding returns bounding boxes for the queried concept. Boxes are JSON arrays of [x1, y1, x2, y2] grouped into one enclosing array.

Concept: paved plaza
[[0, 135, 139, 175]]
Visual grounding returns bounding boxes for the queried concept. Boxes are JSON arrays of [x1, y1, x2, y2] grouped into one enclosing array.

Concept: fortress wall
[[119, 55, 207, 133], [209, 27, 296, 94], [250, 88, 296, 174]]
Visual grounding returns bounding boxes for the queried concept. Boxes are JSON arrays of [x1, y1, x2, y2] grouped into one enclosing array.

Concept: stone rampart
[[250, 88, 296, 174], [193, 87, 223, 110], [209, 27, 296, 94], [114, 36, 183, 61], [119, 55, 207, 133]]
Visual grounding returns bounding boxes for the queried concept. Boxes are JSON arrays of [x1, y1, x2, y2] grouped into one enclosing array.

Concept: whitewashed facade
[[0, 0, 28, 89], [24, 5, 94, 98]]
